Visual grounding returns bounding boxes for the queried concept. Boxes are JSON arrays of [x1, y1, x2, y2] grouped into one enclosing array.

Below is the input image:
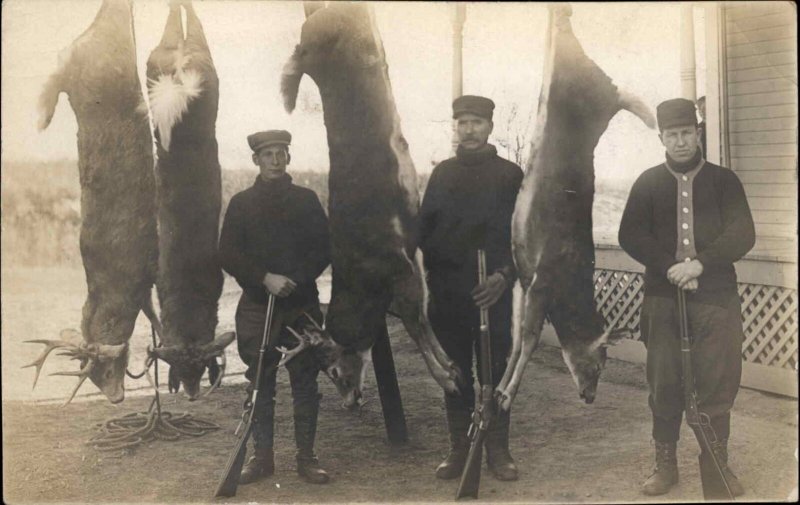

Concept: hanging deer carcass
[[29, 0, 160, 404], [281, 2, 461, 407], [496, 4, 656, 409], [145, 0, 234, 400]]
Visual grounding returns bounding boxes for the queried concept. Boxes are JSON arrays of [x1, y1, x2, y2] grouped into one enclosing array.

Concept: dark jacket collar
[[253, 173, 293, 195], [456, 144, 498, 166]]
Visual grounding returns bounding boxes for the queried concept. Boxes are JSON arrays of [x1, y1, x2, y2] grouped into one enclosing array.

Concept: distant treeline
[[0, 161, 431, 267], [1, 160, 624, 268]]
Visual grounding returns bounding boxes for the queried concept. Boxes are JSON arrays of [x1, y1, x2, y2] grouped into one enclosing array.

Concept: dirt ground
[[2, 267, 798, 504]]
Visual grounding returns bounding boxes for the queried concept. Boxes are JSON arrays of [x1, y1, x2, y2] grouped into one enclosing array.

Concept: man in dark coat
[[219, 130, 331, 485], [697, 96, 707, 155], [619, 98, 755, 497], [420, 95, 523, 482]]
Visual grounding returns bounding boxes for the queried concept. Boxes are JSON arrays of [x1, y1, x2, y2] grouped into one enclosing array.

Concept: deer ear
[[151, 345, 183, 365], [201, 332, 235, 359]]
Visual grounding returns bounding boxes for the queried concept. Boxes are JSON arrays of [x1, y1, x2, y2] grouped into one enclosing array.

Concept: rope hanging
[[89, 326, 220, 452]]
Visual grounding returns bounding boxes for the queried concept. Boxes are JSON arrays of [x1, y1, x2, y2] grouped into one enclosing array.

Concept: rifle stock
[[213, 294, 276, 499], [456, 426, 486, 499], [214, 421, 252, 497], [455, 250, 494, 500], [677, 288, 735, 501]]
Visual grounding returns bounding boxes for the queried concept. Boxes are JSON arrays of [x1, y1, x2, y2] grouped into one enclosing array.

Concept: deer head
[[560, 328, 628, 404], [23, 329, 128, 405], [280, 313, 370, 410], [149, 332, 235, 400]]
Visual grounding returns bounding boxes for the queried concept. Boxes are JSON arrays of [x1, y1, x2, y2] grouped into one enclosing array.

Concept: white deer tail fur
[[147, 69, 203, 151]]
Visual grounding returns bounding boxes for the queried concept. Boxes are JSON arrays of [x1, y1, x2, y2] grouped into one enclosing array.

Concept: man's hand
[[667, 259, 703, 289], [471, 273, 507, 310], [263, 273, 296, 298], [681, 278, 699, 292]]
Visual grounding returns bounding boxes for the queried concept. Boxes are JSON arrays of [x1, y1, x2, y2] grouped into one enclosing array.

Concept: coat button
[[682, 191, 688, 197], [683, 207, 689, 213], [682, 175, 688, 181], [682, 223, 689, 230], [683, 238, 690, 245]]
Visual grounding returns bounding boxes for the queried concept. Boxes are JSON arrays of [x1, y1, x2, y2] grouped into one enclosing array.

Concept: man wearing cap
[[619, 98, 754, 497], [420, 95, 523, 482], [219, 130, 331, 485]]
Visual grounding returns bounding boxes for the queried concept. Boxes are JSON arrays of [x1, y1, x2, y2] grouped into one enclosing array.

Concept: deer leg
[[159, 3, 183, 50], [496, 282, 525, 399], [140, 294, 163, 342], [496, 282, 548, 411], [182, 0, 211, 53], [390, 252, 461, 394]]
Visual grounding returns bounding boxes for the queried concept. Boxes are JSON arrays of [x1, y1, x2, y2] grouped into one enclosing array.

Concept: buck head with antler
[[23, 330, 128, 405], [279, 312, 370, 410]]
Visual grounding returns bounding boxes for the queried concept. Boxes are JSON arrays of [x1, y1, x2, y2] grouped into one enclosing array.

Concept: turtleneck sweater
[[419, 143, 523, 291], [219, 173, 330, 306]]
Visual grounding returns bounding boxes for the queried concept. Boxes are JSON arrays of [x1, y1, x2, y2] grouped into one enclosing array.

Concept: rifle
[[677, 287, 735, 501], [214, 293, 277, 498], [456, 249, 494, 500]]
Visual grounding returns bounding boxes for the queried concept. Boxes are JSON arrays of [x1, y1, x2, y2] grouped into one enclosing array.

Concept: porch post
[[680, 3, 697, 101], [451, 3, 466, 155]]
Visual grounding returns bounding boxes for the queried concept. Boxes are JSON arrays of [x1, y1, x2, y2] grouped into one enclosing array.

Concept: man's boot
[[294, 396, 330, 484], [436, 404, 471, 480], [642, 441, 678, 496], [239, 397, 276, 485], [485, 409, 518, 481], [239, 446, 275, 485], [703, 438, 744, 497]]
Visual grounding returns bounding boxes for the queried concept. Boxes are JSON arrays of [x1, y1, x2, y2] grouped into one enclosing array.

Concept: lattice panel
[[593, 270, 645, 340], [739, 283, 798, 370], [592, 269, 799, 370]]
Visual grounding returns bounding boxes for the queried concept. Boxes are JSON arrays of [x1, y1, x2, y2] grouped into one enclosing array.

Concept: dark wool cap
[[453, 95, 495, 120], [248, 130, 292, 153], [656, 98, 698, 130]]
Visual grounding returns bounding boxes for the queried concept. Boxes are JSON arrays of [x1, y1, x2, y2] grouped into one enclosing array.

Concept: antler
[[202, 352, 226, 397], [50, 357, 95, 407], [21, 338, 80, 389], [277, 327, 312, 367], [303, 312, 324, 331]]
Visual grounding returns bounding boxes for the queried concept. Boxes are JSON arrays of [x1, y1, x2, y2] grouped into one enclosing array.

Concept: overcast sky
[[2, 1, 707, 182]]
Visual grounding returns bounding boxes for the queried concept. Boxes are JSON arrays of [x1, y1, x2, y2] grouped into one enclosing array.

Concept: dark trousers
[[428, 278, 512, 411], [640, 292, 744, 443], [235, 292, 322, 451]]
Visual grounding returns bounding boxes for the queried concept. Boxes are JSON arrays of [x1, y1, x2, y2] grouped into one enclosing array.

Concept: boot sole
[[641, 476, 678, 496]]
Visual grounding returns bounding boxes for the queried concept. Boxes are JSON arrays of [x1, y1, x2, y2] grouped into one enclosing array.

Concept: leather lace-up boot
[[239, 447, 275, 485], [436, 404, 471, 480], [485, 409, 518, 481], [642, 441, 678, 496]]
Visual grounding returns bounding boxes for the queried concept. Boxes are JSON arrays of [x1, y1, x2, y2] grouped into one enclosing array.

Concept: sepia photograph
[[1, 1, 797, 503]]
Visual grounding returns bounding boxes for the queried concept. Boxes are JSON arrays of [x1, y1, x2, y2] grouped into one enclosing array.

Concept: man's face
[[253, 145, 289, 180], [659, 125, 699, 163], [456, 113, 493, 151]]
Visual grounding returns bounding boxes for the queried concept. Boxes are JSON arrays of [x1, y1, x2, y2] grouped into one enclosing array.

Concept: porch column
[[704, 3, 723, 164], [451, 3, 466, 155], [680, 3, 697, 101]]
